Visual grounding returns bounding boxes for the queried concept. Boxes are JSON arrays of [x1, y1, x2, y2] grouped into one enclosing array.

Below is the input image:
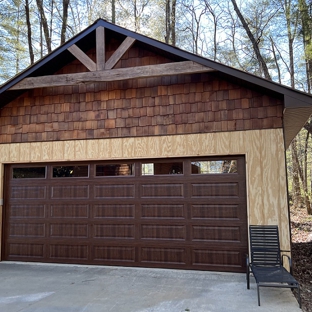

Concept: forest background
[[0, 0, 312, 216]]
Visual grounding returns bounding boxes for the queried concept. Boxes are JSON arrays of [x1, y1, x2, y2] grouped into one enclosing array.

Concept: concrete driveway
[[0, 262, 301, 312]]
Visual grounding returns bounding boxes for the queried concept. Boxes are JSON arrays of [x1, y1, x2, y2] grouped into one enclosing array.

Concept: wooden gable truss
[[10, 26, 214, 90]]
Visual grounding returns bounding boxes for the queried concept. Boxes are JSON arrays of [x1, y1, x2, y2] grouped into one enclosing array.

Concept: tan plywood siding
[[0, 128, 290, 258]]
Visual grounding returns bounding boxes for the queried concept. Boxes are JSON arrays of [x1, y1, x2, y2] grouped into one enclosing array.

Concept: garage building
[[0, 19, 312, 273]]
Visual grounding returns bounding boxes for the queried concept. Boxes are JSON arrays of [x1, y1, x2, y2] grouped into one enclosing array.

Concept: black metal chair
[[247, 225, 301, 308]]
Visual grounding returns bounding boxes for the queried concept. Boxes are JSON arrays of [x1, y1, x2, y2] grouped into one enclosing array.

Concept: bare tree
[[299, 0, 312, 93], [60, 0, 70, 44], [165, 0, 176, 45], [112, 0, 116, 23], [181, 1, 207, 54], [230, 0, 271, 80], [36, 0, 52, 53], [25, 0, 34, 64]]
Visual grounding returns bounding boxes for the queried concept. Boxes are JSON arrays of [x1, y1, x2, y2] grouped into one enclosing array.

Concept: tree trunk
[[36, 0, 52, 53], [171, 0, 176, 46], [298, 0, 312, 93], [291, 139, 303, 207], [60, 0, 70, 45], [25, 0, 34, 64], [270, 36, 281, 83], [165, 0, 170, 44], [112, 0, 116, 24], [165, 0, 176, 46], [134, 0, 139, 31], [230, 0, 271, 80], [293, 135, 312, 214], [284, 0, 296, 88], [303, 131, 312, 214]]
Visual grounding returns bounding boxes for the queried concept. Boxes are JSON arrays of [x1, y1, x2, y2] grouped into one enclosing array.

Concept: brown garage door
[[3, 156, 247, 272]]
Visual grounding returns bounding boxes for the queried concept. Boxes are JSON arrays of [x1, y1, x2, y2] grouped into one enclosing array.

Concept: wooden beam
[[105, 37, 136, 70], [67, 44, 96, 72], [9, 61, 216, 90], [96, 26, 105, 71]]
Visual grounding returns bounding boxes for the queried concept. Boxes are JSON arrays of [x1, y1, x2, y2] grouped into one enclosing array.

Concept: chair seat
[[251, 265, 299, 285]]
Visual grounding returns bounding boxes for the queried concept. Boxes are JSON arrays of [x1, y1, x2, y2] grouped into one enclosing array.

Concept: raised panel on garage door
[[3, 157, 247, 272]]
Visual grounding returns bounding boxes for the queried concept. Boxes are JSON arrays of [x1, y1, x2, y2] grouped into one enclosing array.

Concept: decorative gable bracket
[[67, 26, 136, 72], [9, 26, 215, 90]]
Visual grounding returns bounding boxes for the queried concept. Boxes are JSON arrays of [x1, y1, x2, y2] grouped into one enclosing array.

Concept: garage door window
[[53, 166, 89, 178], [96, 164, 134, 176], [191, 160, 237, 174], [142, 162, 183, 175], [13, 167, 46, 179]]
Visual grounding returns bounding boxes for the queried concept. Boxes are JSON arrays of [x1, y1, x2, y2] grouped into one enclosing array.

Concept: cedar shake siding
[[0, 73, 283, 144]]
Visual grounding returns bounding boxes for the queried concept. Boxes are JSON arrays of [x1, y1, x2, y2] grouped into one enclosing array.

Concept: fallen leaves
[[291, 206, 312, 312]]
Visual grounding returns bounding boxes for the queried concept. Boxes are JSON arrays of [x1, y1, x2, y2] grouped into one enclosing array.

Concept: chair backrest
[[249, 225, 282, 266]]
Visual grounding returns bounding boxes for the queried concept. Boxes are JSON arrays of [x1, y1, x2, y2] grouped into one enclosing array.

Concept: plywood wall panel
[[260, 129, 279, 223], [64, 141, 76, 160], [244, 130, 264, 225], [0, 128, 290, 250], [133, 137, 148, 158], [86, 140, 98, 159], [30, 143, 42, 161], [19, 143, 31, 162], [52, 141, 64, 160], [0, 145, 10, 162], [75, 140, 87, 160], [42, 142, 53, 161], [215, 132, 232, 155], [9, 144, 20, 162]]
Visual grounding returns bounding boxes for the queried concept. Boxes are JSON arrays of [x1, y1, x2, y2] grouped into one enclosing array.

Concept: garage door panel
[[49, 244, 88, 260], [10, 204, 46, 218], [191, 183, 239, 197], [93, 245, 135, 262], [4, 156, 247, 272], [8, 243, 44, 258], [141, 204, 185, 219], [11, 186, 47, 199], [9, 222, 46, 237], [93, 204, 135, 219], [141, 184, 184, 198], [94, 184, 135, 198], [141, 224, 186, 240], [192, 249, 243, 268], [191, 226, 241, 242], [50, 224, 89, 238], [49, 244, 89, 261], [51, 185, 89, 199], [93, 224, 135, 239], [191, 204, 239, 219], [50, 204, 89, 218], [140, 247, 187, 265]]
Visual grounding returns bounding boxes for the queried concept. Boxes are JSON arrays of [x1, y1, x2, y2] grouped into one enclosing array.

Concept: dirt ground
[[290, 206, 312, 312]]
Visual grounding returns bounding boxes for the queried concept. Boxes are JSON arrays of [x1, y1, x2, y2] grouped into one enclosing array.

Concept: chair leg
[[257, 284, 261, 306], [247, 267, 250, 289], [297, 285, 301, 309]]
